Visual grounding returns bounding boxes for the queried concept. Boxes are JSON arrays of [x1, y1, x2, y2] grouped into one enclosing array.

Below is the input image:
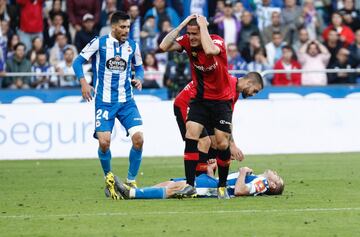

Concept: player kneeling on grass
[[108, 160, 285, 199]]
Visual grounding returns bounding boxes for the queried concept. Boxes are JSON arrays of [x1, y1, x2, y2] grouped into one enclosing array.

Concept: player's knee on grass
[[132, 132, 144, 150]]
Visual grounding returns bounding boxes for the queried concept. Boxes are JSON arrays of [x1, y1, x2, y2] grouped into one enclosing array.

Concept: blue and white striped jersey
[[79, 34, 143, 103]]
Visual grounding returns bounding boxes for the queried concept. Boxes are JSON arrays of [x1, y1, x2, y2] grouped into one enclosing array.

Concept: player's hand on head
[[131, 79, 142, 91], [196, 15, 209, 27]]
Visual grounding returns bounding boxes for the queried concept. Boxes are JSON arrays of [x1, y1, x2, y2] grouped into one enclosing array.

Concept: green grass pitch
[[1, 153, 360, 237]]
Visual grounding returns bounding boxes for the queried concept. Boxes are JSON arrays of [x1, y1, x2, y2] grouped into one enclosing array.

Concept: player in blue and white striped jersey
[[114, 161, 285, 200], [73, 11, 145, 200]]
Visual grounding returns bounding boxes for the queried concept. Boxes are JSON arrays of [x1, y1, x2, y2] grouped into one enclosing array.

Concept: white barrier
[[0, 98, 360, 159]]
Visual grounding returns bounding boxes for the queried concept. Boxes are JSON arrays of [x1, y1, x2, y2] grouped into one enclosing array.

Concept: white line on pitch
[[1, 207, 360, 219]]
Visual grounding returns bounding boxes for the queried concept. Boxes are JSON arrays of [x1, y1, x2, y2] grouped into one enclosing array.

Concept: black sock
[[196, 151, 208, 176], [208, 147, 218, 159], [184, 138, 199, 186], [217, 146, 231, 187]]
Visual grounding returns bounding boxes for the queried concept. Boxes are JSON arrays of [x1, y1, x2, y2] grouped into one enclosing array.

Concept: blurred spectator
[[272, 45, 302, 86], [298, 40, 330, 85], [121, 0, 145, 13], [0, 0, 18, 33], [129, 4, 141, 45], [183, 0, 208, 19], [349, 29, 360, 67], [31, 50, 57, 89], [227, 43, 247, 78], [143, 52, 161, 88], [327, 47, 355, 84], [99, 11, 113, 37], [100, 0, 117, 32], [323, 12, 355, 47], [48, 0, 69, 32], [0, 20, 10, 56], [4, 42, 31, 89], [56, 46, 78, 87], [144, 0, 180, 33], [44, 12, 72, 48], [74, 14, 98, 53], [338, 0, 360, 31], [50, 32, 77, 67], [293, 27, 310, 52], [262, 11, 290, 44], [163, 52, 191, 99], [17, 0, 44, 51], [281, 0, 302, 42], [6, 33, 19, 59], [140, 16, 158, 53], [67, 0, 100, 40], [233, 2, 244, 21], [26, 36, 44, 64], [324, 29, 343, 66], [241, 32, 263, 63], [216, 1, 241, 46], [238, 10, 260, 51], [156, 19, 172, 71], [247, 48, 272, 85], [297, 0, 323, 41], [265, 31, 286, 66], [255, 0, 281, 31]]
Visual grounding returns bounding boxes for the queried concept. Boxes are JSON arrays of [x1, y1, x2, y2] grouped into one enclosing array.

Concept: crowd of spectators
[[1, 0, 360, 97]]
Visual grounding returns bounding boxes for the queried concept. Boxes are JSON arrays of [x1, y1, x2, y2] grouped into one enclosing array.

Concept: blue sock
[[98, 149, 111, 175], [127, 146, 142, 180], [134, 187, 166, 199]]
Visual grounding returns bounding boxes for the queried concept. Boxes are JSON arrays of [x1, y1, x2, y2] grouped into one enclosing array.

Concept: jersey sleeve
[[132, 42, 143, 66], [245, 177, 268, 196], [175, 34, 189, 53], [211, 35, 226, 54], [79, 37, 100, 61]]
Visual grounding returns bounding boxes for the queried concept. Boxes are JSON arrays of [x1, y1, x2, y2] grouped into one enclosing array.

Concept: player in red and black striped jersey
[[174, 73, 264, 176], [160, 14, 263, 198]]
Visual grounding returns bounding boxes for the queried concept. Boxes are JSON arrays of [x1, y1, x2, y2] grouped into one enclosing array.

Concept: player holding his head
[[73, 11, 144, 200], [113, 160, 285, 199], [174, 72, 264, 175], [160, 15, 261, 199]]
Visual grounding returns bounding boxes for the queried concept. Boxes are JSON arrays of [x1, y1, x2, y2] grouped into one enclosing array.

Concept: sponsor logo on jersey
[[213, 39, 223, 46], [106, 56, 127, 72], [176, 36, 184, 41], [254, 180, 266, 193], [193, 61, 218, 72]]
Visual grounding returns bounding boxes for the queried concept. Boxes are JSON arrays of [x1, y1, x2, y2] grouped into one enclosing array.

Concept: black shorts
[[174, 104, 215, 141], [187, 99, 232, 134]]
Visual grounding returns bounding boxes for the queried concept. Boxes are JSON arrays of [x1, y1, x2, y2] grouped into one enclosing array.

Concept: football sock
[[208, 147, 218, 159], [217, 146, 231, 187], [184, 138, 199, 186], [127, 146, 142, 181], [98, 148, 112, 175], [130, 187, 166, 199], [195, 151, 208, 176]]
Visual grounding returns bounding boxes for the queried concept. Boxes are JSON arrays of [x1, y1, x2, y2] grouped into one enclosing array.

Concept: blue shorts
[[172, 174, 218, 188], [94, 99, 143, 138]]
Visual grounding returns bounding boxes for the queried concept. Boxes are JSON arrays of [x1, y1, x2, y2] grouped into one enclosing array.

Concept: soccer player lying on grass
[[109, 159, 285, 199]]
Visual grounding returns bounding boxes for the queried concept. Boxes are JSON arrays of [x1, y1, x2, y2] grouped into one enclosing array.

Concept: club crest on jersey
[[106, 56, 127, 72], [127, 46, 132, 53]]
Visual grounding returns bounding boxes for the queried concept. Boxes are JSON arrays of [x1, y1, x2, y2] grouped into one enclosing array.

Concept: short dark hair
[[245, 71, 264, 89], [14, 42, 26, 51], [187, 18, 199, 27], [37, 49, 47, 56], [111, 11, 130, 24]]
